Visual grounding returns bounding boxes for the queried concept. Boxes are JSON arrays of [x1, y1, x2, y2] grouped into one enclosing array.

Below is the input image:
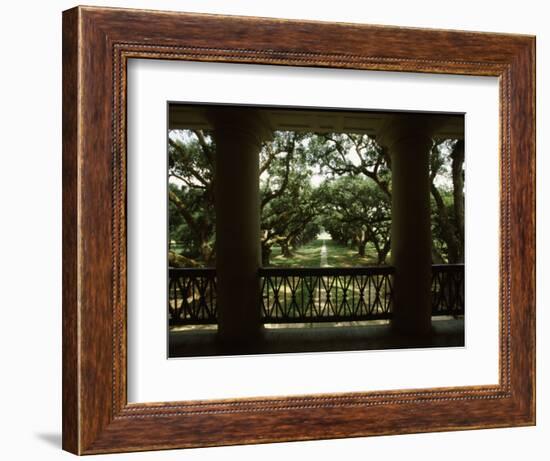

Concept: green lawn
[[270, 240, 324, 267], [263, 239, 392, 320], [171, 238, 383, 268], [269, 239, 380, 268]]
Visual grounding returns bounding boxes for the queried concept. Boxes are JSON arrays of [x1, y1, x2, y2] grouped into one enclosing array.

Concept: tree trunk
[[281, 241, 293, 258], [358, 241, 366, 257], [451, 140, 465, 263], [377, 240, 391, 265], [430, 183, 460, 263], [168, 251, 202, 268], [431, 248, 444, 264], [200, 239, 212, 265], [261, 243, 271, 266]]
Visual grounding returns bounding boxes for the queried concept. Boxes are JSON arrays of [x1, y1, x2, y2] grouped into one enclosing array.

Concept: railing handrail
[[170, 265, 463, 274], [432, 263, 464, 271], [259, 266, 395, 276], [169, 267, 216, 276]]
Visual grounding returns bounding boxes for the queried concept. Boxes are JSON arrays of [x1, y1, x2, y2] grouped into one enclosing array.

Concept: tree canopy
[[168, 128, 464, 267]]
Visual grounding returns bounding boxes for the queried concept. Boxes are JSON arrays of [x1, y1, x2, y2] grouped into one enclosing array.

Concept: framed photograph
[[62, 6, 535, 455]]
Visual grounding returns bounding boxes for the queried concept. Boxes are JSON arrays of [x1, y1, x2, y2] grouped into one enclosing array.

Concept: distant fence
[[168, 264, 464, 326]]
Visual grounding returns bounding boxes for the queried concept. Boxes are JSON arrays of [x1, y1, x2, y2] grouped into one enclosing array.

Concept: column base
[[215, 327, 265, 355], [390, 323, 434, 346]]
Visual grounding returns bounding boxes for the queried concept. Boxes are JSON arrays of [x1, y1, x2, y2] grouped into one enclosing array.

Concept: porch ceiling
[[168, 104, 464, 140]]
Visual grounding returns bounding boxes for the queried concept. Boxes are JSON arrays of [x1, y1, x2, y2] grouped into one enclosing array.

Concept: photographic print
[[167, 104, 465, 357]]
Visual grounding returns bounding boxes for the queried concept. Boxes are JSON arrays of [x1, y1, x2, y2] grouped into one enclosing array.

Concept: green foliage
[[260, 132, 323, 264], [317, 176, 391, 263], [308, 132, 392, 197], [168, 130, 216, 266], [429, 139, 464, 263], [167, 126, 464, 268]]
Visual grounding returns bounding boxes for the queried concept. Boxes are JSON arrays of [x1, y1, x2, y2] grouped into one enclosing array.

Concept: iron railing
[[259, 267, 394, 323], [169, 268, 217, 325], [431, 264, 465, 316], [168, 264, 464, 326]]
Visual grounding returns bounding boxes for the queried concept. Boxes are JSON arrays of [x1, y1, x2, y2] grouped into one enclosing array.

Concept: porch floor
[[168, 317, 464, 358]]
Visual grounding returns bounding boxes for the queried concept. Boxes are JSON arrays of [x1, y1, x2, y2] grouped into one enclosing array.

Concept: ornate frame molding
[[63, 6, 535, 454]]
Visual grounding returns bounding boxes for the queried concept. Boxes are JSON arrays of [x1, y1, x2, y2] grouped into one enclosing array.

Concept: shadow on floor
[[36, 432, 62, 448]]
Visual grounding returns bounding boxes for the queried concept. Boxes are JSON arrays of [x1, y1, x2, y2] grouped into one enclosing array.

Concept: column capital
[[206, 107, 273, 146], [377, 113, 443, 151]]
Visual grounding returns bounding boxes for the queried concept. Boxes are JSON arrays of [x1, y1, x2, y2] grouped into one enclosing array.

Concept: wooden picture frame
[[62, 5, 535, 455]]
